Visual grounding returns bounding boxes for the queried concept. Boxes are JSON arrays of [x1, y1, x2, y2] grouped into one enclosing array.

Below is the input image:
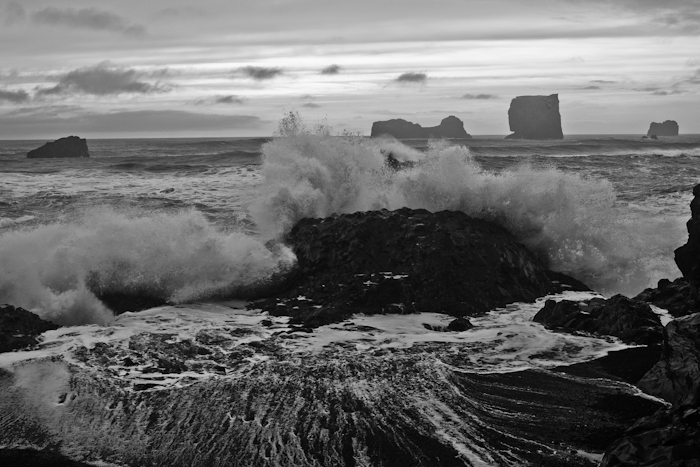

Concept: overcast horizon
[[1, 0, 699, 139]]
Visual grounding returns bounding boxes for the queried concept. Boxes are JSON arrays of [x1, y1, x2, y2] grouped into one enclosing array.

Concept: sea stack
[[505, 94, 563, 140], [647, 120, 678, 137], [27, 136, 90, 159], [370, 116, 471, 139]]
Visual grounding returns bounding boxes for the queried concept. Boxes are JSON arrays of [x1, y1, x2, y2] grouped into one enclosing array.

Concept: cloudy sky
[[0, 0, 698, 138]]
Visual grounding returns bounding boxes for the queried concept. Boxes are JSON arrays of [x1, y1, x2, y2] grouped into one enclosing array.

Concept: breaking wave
[[0, 208, 294, 325], [252, 116, 683, 296]]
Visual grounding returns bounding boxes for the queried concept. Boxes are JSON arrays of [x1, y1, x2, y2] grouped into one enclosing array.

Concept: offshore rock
[[370, 116, 471, 139], [0, 304, 59, 353], [601, 406, 700, 467], [634, 277, 694, 318], [638, 313, 700, 408], [255, 208, 563, 326], [505, 94, 564, 140], [647, 120, 679, 137], [533, 295, 663, 345], [27, 136, 90, 159]]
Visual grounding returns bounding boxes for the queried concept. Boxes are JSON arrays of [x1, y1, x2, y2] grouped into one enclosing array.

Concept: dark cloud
[[579, 85, 600, 90], [0, 109, 263, 138], [460, 93, 497, 99], [655, 11, 700, 33], [193, 95, 246, 105], [590, 80, 617, 84], [0, 88, 29, 103], [395, 72, 427, 83], [636, 86, 661, 92], [35, 62, 171, 97], [239, 66, 284, 80], [652, 89, 686, 95], [321, 64, 342, 75], [302, 102, 320, 108], [31, 7, 146, 36], [3, 2, 25, 25]]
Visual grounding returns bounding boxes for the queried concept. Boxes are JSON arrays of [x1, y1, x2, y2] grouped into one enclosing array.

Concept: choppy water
[[1, 129, 699, 334]]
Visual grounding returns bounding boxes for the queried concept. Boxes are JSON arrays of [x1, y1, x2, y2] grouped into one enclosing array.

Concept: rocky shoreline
[[2, 186, 700, 466]]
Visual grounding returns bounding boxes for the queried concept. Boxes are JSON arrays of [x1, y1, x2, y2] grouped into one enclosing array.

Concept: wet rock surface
[[254, 208, 570, 326], [533, 294, 663, 345], [0, 305, 59, 353], [26, 136, 89, 159], [370, 116, 471, 139], [634, 277, 694, 317], [505, 94, 564, 140]]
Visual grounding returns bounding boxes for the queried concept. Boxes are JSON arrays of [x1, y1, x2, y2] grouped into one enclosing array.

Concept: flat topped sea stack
[[370, 116, 471, 139], [27, 136, 90, 159], [505, 94, 563, 140], [647, 120, 679, 137]]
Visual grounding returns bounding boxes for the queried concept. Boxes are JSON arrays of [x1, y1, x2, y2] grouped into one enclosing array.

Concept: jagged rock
[[533, 295, 663, 345], [370, 116, 471, 139], [0, 304, 59, 353], [647, 120, 679, 137], [26, 136, 90, 159], [634, 277, 694, 317], [505, 94, 563, 140], [601, 406, 700, 467], [638, 313, 700, 408], [253, 207, 583, 327], [672, 184, 700, 311]]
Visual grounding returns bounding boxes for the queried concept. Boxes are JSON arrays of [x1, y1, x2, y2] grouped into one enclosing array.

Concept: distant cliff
[[505, 94, 563, 140], [27, 136, 90, 159], [647, 120, 679, 137], [370, 116, 471, 139]]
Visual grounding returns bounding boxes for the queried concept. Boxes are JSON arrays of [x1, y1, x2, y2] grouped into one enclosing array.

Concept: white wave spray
[[252, 115, 683, 296], [0, 208, 295, 325]]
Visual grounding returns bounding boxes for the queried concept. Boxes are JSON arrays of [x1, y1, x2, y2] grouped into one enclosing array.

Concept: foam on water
[[252, 117, 684, 296], [0, 208, 294, 325]]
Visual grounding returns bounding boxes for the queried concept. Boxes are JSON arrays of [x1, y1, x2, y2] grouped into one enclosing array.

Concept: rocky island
[[370, 116, 471, 139], [505, 94, 564, 139], [27, 136, 90, 159], [647, 120, 679, 137]]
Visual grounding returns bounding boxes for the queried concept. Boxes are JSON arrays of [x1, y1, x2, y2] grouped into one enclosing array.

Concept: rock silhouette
[[505, 94, 563, 140], [370, 116, 471, 139], [647, 120, 679, 137], [27, 136, 90, 159]]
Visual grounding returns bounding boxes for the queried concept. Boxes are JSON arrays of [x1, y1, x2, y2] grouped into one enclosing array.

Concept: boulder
[[0, 304, 59, 353], [647, 120, 679, 137], [634, 277, 694, 318], [505, 94, 564, 140], [637, 313, 700, 408], [370, 116, 471, 139], [253, 207, 582, 327], [27, 136, 90, 159], [533, 294, 663, 345]]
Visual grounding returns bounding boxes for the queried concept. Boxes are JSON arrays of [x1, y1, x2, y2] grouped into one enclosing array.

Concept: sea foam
[[252, 117, 683, 297], [0, 208, 294, 325]]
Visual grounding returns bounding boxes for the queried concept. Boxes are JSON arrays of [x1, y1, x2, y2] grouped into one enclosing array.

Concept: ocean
[[2, 128, 698, 465]]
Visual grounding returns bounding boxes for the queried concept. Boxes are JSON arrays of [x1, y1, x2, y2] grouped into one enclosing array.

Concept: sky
[[0, 0, 699, 138]]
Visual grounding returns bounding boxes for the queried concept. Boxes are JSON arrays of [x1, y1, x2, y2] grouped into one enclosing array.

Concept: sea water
[[1, 125, 699, 373]]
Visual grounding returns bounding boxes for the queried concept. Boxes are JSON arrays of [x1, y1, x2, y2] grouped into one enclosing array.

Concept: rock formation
[[253, 207, 586, 327], [647, 120, 679, 137], [0, 304, 59, 353], [27, 136, 90, 159], [671, 183, 700, 312], [505, 94, 563, 140], [634, 277, 694, 317], [370, 116, 471, 139], [533, 295, 663, 345]]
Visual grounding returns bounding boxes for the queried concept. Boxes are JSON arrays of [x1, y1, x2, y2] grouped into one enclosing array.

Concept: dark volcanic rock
[[634, 277, 694, 318], [0, 305, 59, 353], [647, 120, 679, 137], [638, 313, 700, 407], [672, 183, 700, 312], [27, 136, 90, 159], [601, 406, 700, 467], [533, 295, 663, 345], [370, 116, 471, 139], [505, 94, 564, 140], [253, 208, 579, 327]]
